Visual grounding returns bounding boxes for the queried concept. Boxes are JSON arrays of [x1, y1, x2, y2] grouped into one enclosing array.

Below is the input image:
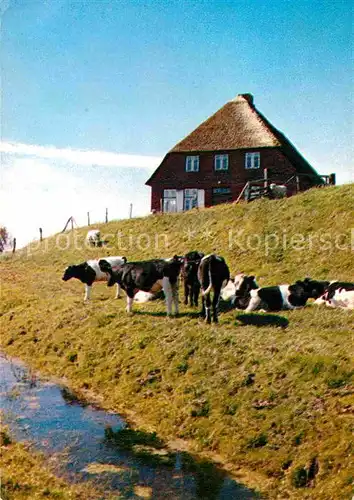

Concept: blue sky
[[1, 0, 353, 245]]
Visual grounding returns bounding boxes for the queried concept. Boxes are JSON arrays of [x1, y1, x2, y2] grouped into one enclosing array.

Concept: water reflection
[[0, 354, 258, 499]]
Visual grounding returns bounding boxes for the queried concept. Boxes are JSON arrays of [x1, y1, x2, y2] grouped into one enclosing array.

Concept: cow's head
[[183, 252, 204, 284], [62, 265, 78, 281], [232, 274, 258, 308], [288, 280, 310, 307], [302, 278, 330, 299]]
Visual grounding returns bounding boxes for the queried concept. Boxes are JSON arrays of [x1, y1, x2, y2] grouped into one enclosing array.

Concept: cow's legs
[[212, 286, 221, 323], [163, 277, 173, 316], [84, 284, 92, 301], [189, 285, 193, 306], [115, 283, 122, 299], [245, 295, 262, 312], [184, 283, 189, 305], [172, 283, 179, 315], [126, 289, 135, 313], [193, 285, 200, 307], [205, 293, 212, 324], [201, 295, 205, 318]]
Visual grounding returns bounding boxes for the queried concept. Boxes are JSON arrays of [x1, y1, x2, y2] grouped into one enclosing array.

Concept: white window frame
[[245, 152, 260, 169], [184, 188, 198, 211], [214, 154, 229, 171], [163, 189, 177, 213], [185, 155, 200, 172]]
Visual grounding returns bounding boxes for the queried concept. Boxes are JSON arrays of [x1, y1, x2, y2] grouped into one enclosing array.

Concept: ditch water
[[0, 354, 258, 499]]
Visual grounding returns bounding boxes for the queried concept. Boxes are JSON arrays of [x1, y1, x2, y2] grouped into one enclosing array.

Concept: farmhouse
[[146, 93, 329, 212]]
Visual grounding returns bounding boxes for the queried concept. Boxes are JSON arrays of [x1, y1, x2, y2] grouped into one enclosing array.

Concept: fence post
[[129, 203, 133, 219], [87, 212, 90, 226], [105, 208, 108, 224], [12, 238, 16, 254], [264, 168, 268, 189], [296, 176, 300, 193], [39, 228, 43, 242], [70, 217, 74, 231]]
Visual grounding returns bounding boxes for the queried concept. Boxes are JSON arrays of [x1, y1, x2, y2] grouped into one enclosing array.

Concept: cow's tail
[[201, 256, 214, 296]]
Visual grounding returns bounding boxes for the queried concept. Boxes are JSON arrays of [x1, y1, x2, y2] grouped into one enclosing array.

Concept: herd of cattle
[[62, 240, 354, 323]]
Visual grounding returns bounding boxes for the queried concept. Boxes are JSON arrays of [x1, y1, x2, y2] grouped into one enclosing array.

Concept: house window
[[185, 155, 199, 172], [212, 187, 232, 205], [245, 152, 260, 169], [163, 189, 177, 213], [212, 187, 231, 195], [214, 154, 229, 171], [184, 189, 198, 211]]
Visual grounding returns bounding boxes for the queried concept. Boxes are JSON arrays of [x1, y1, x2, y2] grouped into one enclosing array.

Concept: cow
[[314, 281, 354, 306], [231, 274, 259, 309], [268, 183, 287, 199], [324, 289, 354, 309], [182, 251, 204, 307], [99, 256, 184, 316], [198, 254, 230, 323], [62, 256, 127, 301], [86, 229, 101, 247], [230, 276, 331, 312]]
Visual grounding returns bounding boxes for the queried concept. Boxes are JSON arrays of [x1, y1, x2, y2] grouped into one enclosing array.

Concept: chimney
[[240, 93, 254, 106]]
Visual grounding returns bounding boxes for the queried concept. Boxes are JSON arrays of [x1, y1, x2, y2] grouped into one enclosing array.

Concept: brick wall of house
[[148, 147, 316, 211]]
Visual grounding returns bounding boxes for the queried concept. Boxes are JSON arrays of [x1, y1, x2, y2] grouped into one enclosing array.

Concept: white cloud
[[0, 142, 161, 248], [0, 141, 162, 169]]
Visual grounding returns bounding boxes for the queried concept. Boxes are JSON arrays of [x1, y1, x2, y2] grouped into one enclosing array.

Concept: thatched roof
[[170, 94, 281, 152], [146, 93, 321, 185]]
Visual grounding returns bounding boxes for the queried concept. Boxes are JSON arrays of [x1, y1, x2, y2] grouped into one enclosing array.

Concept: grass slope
[[1, 185, 353, 499]]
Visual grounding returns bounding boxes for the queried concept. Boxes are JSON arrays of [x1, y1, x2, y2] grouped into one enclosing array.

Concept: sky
[[1, 0, 353, 247]]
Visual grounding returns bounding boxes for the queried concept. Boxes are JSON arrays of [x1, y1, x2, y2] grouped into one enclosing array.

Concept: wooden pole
[[12, 238, 16, 254], [129, 203, 133, 219], [235, 181, 250, 204], [264, 168, 268, 189], [39, 228, 43, 242], [105, 208, 108, 224], [87, 212, 90, 226], [70, 217, 74, 231], [296, 176, 300, 193]]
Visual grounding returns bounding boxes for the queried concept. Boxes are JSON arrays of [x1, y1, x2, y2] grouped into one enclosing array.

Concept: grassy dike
[[1, 184, 353, 499]]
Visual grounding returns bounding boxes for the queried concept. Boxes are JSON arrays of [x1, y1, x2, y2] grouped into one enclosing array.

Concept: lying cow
[[62, 256, 127, 300], [86, 229, 101, 247], [232, 276, 330, 311], [99, 256, 184, 316], [268, 183, 287, 199], [314, 281, 354, 306], [324, 289, 354, 309], [232, 274, 259, 309], [182, 251, 204, 307], [198, 254, 230, 323]]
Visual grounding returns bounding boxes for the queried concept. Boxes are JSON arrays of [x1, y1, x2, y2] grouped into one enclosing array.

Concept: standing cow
[[62, 256, 126, 300], [182, 251, 204, 307], [198, 254, 230, 323], [99, 256, 184, 316]]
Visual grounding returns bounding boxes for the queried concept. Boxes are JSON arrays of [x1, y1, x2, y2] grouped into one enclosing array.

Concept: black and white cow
[[86, 229, 101, 247], [198, 254, 230, 323], [314, 281, 354, 307], [231, 276, 331, 312], [182, 251, 204, 307], [323, 289, 354, 309], [62, 256, 127, 301], [99, 256, 184, 316], [231, 274, 259, 310]]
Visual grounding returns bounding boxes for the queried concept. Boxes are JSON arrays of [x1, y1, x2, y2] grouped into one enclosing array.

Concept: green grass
[[1, 184, 354, 499]]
